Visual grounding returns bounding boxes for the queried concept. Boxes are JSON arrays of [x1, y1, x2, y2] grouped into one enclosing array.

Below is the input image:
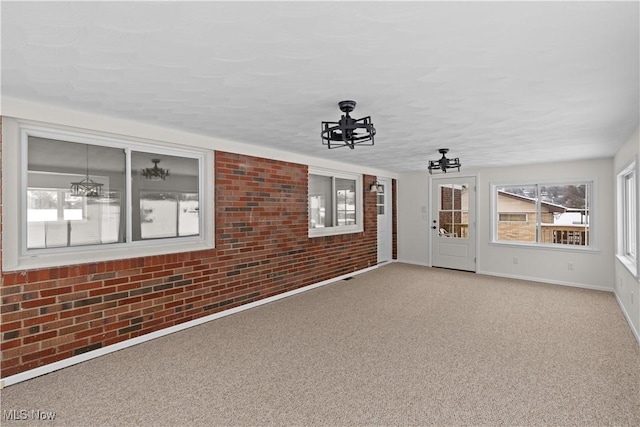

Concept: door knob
[[431, 226, 436, 230]]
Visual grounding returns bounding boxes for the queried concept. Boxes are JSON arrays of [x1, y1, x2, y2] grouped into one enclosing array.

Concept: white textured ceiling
[[2, 1, 638, 173]]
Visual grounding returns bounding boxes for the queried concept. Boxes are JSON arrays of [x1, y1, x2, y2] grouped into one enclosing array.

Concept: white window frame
[[308, 167, 363, 238], [490, 179, 597, 251], [617, 161, 638, 276], [2, 119, 215, 271]]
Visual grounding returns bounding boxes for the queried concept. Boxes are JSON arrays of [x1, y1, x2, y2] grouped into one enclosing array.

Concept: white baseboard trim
[[614, 292, 640, 346], [475, 270, 614, 293], [394, 259, 431, 268], [0, 264, 379, 388]]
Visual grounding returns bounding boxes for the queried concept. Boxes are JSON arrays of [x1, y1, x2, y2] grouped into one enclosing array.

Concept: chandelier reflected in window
[[141, 159, 170, 181], [70, 144, 104, 197]]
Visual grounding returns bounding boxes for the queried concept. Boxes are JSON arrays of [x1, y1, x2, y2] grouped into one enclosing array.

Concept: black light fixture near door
[[70, 144, 104, 197], [369, 181, 383, 193], [321, 100, 376, 149], [428, 148, 461, 174], [141, 159, 170, 181]]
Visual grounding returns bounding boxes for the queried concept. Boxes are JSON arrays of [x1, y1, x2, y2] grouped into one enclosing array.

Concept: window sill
[[308, 226, 363, 239], [616, 254, 638, 278], [489, 240, 600, 254], [5, 239, 215, 272]]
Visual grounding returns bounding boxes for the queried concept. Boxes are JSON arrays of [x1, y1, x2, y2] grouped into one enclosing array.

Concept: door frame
[[429, 174, 478, 272], [377, 177, 393, 264]]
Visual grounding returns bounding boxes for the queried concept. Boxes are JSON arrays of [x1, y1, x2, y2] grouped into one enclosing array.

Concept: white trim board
[[476, 270, 613, 293], [615, 292, 640, 346], [398, 261, 612, 293], [0, 264, 380, 388], [394, 259, 431, 268]]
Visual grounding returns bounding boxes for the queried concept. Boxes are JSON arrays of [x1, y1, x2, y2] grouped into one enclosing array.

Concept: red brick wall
[[0, 136, 379, 378]]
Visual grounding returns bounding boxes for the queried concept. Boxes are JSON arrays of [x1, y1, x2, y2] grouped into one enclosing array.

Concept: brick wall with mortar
[[0, 128, 384, 378]]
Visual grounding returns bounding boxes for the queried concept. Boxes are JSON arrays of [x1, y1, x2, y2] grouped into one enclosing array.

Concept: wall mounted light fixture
[[369, 181, 383, 193]]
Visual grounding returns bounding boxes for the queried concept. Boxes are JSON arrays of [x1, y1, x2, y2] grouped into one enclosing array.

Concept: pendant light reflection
[[141, 159, 170, 181], [70, 144, 104, 198]]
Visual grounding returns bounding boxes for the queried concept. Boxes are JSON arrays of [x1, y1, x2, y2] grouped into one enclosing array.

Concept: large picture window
[[308, 168, 363, 237], [6, 124, 213, 270], [493, 182, 593, 248]]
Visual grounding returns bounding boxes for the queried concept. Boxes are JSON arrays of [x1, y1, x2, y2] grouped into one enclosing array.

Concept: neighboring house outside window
[[308, 168, 363, 237], [493, 183, 592, 247]]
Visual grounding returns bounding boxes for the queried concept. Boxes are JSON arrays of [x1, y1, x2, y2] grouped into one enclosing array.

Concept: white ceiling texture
[[2, 1, 638, 173]]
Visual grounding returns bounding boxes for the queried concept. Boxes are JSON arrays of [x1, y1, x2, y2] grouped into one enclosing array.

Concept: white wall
[[613, 126, 640, 341], [397, 158, 615, 291], [477, 158, 614, 291]]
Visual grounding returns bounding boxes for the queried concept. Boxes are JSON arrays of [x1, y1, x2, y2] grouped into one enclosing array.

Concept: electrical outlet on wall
[[512, 257, 519, 265]]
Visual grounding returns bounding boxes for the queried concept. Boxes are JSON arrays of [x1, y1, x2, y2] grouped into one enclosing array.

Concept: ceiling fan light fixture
[[428, 148, 461, 174], [321, 100, 376, 149], [141, 159, 170, 181]]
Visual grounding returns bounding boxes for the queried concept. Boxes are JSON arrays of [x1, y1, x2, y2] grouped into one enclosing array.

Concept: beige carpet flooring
[[1, 263, 639, 426]]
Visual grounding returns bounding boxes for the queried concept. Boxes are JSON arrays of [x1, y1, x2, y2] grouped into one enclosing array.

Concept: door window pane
[[438, 183, 468, 239], [376, 185, 385, 215]]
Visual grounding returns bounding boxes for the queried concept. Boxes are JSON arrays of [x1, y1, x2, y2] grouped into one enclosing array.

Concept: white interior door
[[377, 178, 392, 264], [431, 176, 476, 272]]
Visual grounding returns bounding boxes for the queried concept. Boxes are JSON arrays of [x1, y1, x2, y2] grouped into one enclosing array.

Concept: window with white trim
[[6, 124, 213, 270], [493, 182, 593, 247], [308, 168, 363, 237], [619, 165, 637, 268]]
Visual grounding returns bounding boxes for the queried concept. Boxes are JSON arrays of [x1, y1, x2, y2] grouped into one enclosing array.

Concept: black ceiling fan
[[321, 100, 376, 149]]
